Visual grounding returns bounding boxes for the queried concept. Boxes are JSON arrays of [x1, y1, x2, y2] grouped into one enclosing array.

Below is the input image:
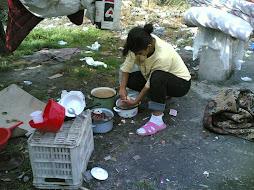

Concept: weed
[[0, 58, 31, 72], [0, 60, 10, 72], [70, 67, 92, 78], [162, 130, 180, 139], [135, 180, 154, 189], [183, 95, 188, 100]]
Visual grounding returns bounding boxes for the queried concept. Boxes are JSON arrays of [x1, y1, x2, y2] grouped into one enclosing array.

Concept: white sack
[[184, 7, 253, 42], [19, 0, 95, 22]]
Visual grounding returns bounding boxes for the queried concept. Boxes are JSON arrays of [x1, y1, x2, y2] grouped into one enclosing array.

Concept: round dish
[[59, 92, 86, 117], [91, 167, 108, 180]]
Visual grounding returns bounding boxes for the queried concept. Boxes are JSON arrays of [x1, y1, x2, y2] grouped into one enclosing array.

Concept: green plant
[[183, 95, 189, 100], [135, 180, 154, 189], [0, 60, 10, 72]]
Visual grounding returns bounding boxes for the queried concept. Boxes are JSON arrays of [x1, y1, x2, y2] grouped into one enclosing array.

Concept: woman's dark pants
[[127, 70, 191, 111]]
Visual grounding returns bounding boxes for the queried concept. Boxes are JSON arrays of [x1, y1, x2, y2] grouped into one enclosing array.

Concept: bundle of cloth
[[203, 88, 254, 142], [6, 0, 95, 52], [185, 0, 254, 42]]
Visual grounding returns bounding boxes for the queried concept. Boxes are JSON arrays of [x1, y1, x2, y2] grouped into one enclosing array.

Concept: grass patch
[[103, 57, 123, 69], [68, 67, 92, 78], [14, 27, 110, 57], [60, 54, 123, 80], [1, 25, 124, 85]]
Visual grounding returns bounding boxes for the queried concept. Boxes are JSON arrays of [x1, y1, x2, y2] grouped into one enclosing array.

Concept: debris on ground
[[23, 81, 32, 85], [58, 40, 68, 45], [80, 57, 107, 68], [23, 48, 84, 64], [86, 41, 101, 51], [169, 109, 177, 116], [47, 73, 63, 79], [241, 76, 252, 81]]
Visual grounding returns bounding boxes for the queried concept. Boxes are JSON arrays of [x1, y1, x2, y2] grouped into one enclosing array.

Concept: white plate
[[91, 167, 108, 180], [59, 92, 86, 117]]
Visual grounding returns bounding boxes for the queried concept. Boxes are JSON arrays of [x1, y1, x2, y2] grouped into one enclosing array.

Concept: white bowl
[[59, 92, 86, 117]]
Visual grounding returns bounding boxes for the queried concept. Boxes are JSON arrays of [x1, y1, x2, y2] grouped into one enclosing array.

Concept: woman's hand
[[119, 87, 127, 100], [121, 98, 139, 105]]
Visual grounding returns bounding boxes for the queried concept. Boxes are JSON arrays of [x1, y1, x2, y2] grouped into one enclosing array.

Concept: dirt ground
[[1, 2, 254, 190]]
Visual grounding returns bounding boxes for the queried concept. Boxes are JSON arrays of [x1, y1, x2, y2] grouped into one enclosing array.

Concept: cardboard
[[0, 84, 46, 137]]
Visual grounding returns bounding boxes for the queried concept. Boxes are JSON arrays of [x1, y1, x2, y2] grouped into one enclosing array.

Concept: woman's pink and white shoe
[[136, 121, 166, 136]]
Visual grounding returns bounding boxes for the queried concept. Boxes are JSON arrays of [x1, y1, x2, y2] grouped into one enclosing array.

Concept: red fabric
[[6, 0, 43, 52]]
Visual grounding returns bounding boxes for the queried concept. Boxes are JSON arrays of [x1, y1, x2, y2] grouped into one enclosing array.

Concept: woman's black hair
[[123, 23, 154, 56]]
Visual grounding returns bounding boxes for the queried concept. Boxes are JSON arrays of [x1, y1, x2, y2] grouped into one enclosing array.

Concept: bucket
[[88, 87, 117, 110]]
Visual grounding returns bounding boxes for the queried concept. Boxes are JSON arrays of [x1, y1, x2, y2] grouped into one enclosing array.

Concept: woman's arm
[[119, 72, 129, 100], [122, 86, 149, 105], [134, 86, 149, 103]]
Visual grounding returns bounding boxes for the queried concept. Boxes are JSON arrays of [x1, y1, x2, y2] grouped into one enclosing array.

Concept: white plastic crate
[[28, 110, 94, 189]]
